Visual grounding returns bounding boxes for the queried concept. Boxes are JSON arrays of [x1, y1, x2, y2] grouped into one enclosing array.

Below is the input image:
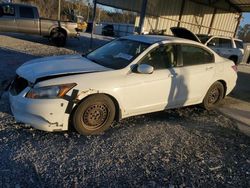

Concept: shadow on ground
[[231, 71, 250, 103]]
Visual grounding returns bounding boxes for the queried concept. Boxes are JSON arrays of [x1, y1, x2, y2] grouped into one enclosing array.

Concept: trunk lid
[[171, 27, 201, 43]]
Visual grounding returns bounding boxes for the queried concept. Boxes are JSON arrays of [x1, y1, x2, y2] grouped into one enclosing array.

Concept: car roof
[[122, 34, 198, 45]]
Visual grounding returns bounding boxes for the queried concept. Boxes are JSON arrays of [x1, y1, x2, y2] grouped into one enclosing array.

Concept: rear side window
[[235, 40, 243, 49], [220, 38, 232, 48], [0, 5, 15, 17], [19, 7, 34, 19], [181, 45, 214, 66], [140, 45, 177, 70]]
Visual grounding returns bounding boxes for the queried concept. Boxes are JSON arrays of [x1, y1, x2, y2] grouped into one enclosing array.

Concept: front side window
[[220, 38, 232, 48], [139, 45, 177, 70], [181, 45, 214, 66], [0, 5, 15, 17], [235, 40, 243, 49], [207, 37, 220, 47], [19, 7, 34, 19], [86, 39, 149, 70]]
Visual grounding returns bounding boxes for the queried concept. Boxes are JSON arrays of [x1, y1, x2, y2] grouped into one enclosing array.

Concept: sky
[[241, 13, 250, 26]]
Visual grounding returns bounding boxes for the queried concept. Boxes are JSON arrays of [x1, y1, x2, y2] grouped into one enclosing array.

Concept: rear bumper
[[9, 88, 70, 132], [226, 73, 237, 96]]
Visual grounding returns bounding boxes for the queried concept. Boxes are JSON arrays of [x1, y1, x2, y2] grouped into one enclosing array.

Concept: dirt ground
[[0, 33, 249, 188]]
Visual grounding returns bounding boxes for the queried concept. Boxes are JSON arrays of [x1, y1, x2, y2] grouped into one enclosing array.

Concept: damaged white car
[[9, 31, 237, 135]]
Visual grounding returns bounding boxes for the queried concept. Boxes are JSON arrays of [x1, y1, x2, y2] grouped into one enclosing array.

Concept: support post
[[58, 0, 61, 21], [177, 0, 185, 27], [234, 13, 242, 37], [138, 0, 148, 34], [208, 8, 217, 35], [90, 0, 97, 49]]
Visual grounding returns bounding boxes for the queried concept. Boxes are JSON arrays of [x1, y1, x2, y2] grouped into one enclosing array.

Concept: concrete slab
[[218, 64, 250, 136]]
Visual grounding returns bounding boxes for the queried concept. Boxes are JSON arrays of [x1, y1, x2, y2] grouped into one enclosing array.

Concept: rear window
[[19, 7, 34, 19], [235, 40, 244, 49], [0, 5, 15, 17]]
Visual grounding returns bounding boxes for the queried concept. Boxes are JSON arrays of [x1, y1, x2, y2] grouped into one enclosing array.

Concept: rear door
[[16, 6, 39, 35], [174, 44, 216, 105], [0, 4, 17, 32]]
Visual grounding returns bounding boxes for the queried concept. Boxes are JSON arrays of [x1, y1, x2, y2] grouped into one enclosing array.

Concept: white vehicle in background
[[9, 33, 237, 135], [171, 27, 244, 65]]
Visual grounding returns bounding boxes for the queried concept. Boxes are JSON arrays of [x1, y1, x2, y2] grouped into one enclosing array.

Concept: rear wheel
[[73, 94, 116, 135], [202, 82, 224, 110], [51, 30, 66, 47]]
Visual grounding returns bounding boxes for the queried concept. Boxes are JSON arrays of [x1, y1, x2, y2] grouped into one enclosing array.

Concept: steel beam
[[138, 0, 148, 34]]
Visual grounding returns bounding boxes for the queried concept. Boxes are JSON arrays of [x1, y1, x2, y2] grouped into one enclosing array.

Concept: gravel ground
[[0, 33, 249, 188]]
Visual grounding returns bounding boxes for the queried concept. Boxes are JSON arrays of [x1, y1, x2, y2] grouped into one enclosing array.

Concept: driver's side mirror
[[137, 64, 154, 74]]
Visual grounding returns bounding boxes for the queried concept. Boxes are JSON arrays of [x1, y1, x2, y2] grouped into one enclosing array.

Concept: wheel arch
[[50, 26, 68, 38], [69, 93, 122, 129], [217, 79, 227, 98]]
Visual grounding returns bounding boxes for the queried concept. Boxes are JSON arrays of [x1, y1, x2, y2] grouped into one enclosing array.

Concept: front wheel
[[202, 82, 224, 110], [73, 94, 116, 135]]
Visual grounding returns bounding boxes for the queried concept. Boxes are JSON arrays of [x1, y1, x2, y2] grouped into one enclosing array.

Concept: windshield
[[197, 35, 211, 44], [86, 39, 150, 70]]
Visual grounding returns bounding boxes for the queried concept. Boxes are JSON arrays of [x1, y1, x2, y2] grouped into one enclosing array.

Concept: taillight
[[232, 65, 238, 72]]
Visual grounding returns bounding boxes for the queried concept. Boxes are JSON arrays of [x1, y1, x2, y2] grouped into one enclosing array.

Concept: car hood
[[16, 55, 111, 83]]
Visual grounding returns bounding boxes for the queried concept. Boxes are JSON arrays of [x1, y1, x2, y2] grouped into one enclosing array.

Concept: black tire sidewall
[[73, 94, 116, 135], [51, 31, 66, 47], [203, 82, 224, 110]]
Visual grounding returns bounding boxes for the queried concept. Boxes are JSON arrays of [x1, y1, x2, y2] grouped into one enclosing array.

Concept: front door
[[16, 6, 39, 35], [121, 44, 180, 116]]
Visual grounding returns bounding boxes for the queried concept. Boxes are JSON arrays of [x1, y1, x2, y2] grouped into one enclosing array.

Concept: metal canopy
[[96, 0, 250, 12], [192, 0, 250, 12]]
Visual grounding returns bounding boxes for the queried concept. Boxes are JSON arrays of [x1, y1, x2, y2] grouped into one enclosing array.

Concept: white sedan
[[9, 33, 237, 135]]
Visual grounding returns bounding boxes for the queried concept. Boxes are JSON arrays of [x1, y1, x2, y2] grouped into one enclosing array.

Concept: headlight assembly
[[26, 83, 77, 99]]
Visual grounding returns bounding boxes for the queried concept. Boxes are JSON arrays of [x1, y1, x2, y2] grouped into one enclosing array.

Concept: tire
[[73, 94, 116, 135], [202, 82, 224, 110], [51, 31, 66, 47], [229, 56, 238, 65]]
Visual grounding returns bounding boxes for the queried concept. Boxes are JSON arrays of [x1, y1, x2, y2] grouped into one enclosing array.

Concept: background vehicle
[[171, 27, 244, 65], [75, 15, 87, 32], [9, 35, 237, 135], [197, 34, 244, 65], [0, 3, 79, 46], [102, 24, 115, 36]]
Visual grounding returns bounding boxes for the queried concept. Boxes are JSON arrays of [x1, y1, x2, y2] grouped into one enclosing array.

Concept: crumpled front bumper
[[9, 87, 70, 132]]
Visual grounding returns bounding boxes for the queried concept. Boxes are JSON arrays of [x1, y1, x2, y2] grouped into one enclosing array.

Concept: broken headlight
[[26, 83, 76, 99]]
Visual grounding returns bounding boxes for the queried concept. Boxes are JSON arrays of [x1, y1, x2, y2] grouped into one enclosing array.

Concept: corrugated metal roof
[[96, 0, 250, 12], [229, 0, 250, 12], [191, 0, 250, 12]]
